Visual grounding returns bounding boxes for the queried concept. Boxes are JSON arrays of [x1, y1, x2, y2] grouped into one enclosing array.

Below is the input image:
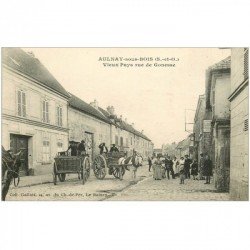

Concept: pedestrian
[[148, 156, 152, 172], [199, 153, 205, 180], [130, 151, 139, 182], [179, 157, 185, 184], [153, 154, 162, 180], [172, 156, 179, 177], [164, 155, 175, 179], [184, 155, 192, 179], [203, 154, 213, 184], [191, 159, 199, 180]]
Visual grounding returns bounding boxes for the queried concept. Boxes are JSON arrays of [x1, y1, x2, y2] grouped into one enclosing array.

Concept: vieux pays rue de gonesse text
[[98, 57, 176, 67]]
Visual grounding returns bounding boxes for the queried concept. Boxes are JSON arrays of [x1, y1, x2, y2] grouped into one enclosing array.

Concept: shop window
[[42, 140, 50, 162], [57, 142, 63, 153]]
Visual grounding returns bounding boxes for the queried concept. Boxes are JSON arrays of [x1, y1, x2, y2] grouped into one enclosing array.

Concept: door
[[10, 134, 29, 176], [84, 132, 94, 162]]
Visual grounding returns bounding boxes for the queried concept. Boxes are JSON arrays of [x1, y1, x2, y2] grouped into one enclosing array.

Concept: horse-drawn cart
[[53, 152, 91, 185], [92, 151, 130, 180]]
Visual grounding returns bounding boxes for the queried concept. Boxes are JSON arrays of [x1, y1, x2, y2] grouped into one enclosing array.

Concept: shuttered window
[[57, 142, 63, 153], [56, 106, 63, 126], [42, 100, 49, 123], [244, 119, 248, 131], [17, 90, 26, 117], [244, 48, 249, 81], [120, 137, 123, 147], [115, 135, 119, 146]]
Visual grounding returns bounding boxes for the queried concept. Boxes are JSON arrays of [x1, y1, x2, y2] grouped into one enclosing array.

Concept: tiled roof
[[206, 56, 231, 109], [2, 48, 70, 98], [68, 93, 111, 123], [98, 108, 151, 141], [208, 56, 231, 71]]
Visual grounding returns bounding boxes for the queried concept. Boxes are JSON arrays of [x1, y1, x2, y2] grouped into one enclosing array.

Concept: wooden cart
[[53, 152, 91, 185], [92, 151, 130, 180]]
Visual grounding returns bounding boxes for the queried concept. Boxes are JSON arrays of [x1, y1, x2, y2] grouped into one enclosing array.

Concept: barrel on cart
[[53, 151, 91, 185], [92, 151, 130, 180]]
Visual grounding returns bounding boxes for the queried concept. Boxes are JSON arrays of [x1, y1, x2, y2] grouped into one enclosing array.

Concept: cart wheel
[[58, 173, 66, 182], [53, 163, 57, 185], [93, 155, 107, 180], [113, 167, 125, 179], [84, 157, 91, 180]]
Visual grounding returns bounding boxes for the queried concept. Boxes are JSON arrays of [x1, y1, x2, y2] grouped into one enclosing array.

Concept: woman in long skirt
[[153, 154, 163, 180]]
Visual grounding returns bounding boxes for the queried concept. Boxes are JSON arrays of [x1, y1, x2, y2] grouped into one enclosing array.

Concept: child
[[179, 157, 185, 184]]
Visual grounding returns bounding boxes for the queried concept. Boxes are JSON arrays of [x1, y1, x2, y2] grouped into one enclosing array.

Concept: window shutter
[[46, 101, 49, 123], [60, 107, 63, 126], [22, 92, 26, 117], [17, 90, 21, 116], [56, 106, 59, 125]]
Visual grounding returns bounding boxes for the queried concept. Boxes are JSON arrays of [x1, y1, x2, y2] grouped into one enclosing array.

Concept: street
[[6, 163, 229, 201]]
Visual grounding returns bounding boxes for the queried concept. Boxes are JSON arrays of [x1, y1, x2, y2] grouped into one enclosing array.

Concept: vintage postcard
[[1, 47, 249, 201]]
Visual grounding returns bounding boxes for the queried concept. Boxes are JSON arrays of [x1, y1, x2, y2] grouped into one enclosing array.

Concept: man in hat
[[99, 142, 108, 154], [77, 140, 86, 156], [184, 154, 192, 179], [110, 144, 119, 153]]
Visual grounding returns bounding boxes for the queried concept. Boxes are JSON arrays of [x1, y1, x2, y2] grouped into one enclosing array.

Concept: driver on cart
[[77, 140, 86, 156], [110, 144, 119, 153], [99, 142, 108, 155]]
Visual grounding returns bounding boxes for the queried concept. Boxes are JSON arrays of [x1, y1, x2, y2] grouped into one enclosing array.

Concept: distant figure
[[172, 156, 179, 177], [130, 151, 139, 182], [77, 140, 86, 156], [203, 154, 213, 184], [68, 141, 78, 156], [99, 142, 108, 154], [199, 153, 205, 180], [148, 156, 152, 172], [110, 144, 119, 153], [153, 154, 163, 180], [184, 155, 192, 179], [164, 155, 175, 179], [179, 157, 185, 184], [191, 159, 198, 180]]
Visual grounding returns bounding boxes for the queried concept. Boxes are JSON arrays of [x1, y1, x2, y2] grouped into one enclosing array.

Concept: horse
[[1, 146, 22, 201], [118, 154, 143, 170]]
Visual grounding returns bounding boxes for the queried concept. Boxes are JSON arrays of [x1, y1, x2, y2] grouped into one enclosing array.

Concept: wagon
[[53, 151, 91, 185], [92, 151, 130, 180]]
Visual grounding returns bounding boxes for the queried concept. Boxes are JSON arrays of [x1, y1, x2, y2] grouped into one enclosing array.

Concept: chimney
[[141, 130, 144, 134], [120, 115, 123, 120], [90, 99, 98, 109], [26, 51, 35, 58], [107, 105, 115, 115], [131, 122, 135, 127]]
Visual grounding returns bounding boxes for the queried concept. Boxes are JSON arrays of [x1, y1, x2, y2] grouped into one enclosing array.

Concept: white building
[[2, 48, 70, 175]]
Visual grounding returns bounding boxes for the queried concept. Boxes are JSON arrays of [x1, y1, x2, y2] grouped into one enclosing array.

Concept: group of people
[[99, 143, 119, 154], [148, 153, 213, 185]]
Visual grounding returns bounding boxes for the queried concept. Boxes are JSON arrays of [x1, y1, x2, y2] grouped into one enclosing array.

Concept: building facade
[[205, 56, 231, 191], [2, 48, 70, 175], [229, 48, 249, 200]]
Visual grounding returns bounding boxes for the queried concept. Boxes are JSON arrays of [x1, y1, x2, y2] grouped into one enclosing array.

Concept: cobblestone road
[[107, 174, 230, 201], [6, 164, 229, 201]]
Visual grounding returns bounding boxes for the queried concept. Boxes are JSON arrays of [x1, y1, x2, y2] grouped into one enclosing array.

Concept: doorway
[[10, 134, 29, 176]]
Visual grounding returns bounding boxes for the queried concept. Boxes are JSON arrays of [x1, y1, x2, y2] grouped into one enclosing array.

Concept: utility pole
[[185, 109, 195, 133]]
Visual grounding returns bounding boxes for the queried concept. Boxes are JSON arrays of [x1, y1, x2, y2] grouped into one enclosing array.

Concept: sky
[[23, 48, 230, 148]]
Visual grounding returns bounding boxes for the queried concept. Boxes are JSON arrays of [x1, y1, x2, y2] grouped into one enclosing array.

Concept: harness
[[2, 154, 21, 187]]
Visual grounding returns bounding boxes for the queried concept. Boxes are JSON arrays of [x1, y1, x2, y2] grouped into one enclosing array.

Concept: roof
[[205, 56, 231, 109], [68, 93, 111, 123], [98, 108, 151, 141], [194, 94, 205, 122], [2, 48, 70, 98]]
